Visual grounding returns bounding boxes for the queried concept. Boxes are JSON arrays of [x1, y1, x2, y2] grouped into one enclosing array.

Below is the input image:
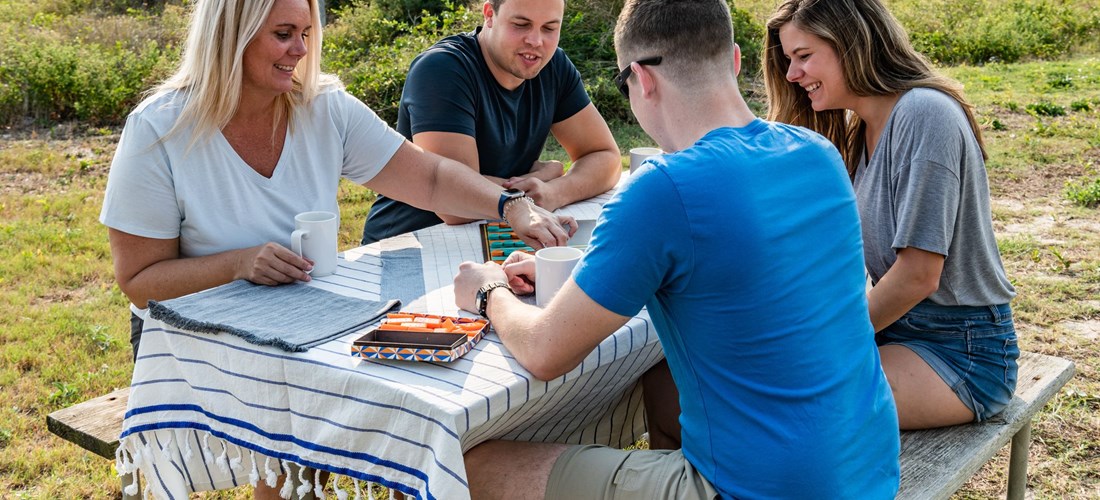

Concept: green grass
[[1, 2, 1099, 498]]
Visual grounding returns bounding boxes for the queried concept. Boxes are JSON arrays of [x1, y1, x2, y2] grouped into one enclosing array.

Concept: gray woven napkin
[[148, 280, 399, 352], [380, 247, 426, 307]]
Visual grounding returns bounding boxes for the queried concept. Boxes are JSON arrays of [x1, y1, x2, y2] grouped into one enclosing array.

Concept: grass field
[[1, 2, 1099, 498]]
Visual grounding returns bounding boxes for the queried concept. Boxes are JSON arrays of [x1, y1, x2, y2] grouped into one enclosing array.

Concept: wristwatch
[[498, 188, 526, 219], [475, 281, 512, 317]]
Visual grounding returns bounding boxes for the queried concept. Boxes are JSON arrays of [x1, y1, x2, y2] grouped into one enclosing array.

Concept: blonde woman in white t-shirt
[[100, 0, 575, 496]]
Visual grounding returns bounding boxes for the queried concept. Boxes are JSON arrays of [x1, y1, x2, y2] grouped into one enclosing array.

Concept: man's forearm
[[543, 150, 621, 209]]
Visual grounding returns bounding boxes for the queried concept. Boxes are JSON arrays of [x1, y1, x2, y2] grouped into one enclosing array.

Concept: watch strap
[[498, 189, 525, 219], [477, 281, 512, 317]]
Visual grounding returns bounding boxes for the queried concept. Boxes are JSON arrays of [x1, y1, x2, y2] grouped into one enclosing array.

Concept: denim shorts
[[876, 300, 1019, 422]]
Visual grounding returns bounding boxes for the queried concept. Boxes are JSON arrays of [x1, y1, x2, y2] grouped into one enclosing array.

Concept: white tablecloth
[[118, 189, 665, 500]]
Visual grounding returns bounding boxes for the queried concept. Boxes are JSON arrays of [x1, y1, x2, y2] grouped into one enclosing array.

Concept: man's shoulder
[[416, 31, 480, 65]]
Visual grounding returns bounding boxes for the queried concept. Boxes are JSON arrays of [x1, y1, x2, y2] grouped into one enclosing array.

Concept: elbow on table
[[438, 213, 471, 225], [522, 355, 578, 382]]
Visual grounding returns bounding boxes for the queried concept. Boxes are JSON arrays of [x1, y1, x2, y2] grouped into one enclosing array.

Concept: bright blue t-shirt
[[574, 120, 900, 499]]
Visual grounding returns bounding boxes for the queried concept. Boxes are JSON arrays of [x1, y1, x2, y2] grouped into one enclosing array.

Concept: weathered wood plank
[[46, 387, 130, 459], [896, 351, 1075, 499]]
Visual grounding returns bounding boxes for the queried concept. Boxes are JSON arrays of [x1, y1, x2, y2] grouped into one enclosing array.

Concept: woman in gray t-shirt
[[763, 0, 1018, 430]]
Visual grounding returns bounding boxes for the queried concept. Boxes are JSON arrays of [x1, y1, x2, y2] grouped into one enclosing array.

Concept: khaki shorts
[[545, 445, 719, 500]]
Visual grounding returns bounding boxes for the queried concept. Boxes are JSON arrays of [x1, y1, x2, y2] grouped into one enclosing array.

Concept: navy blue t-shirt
[[362, 27, 591, 244]]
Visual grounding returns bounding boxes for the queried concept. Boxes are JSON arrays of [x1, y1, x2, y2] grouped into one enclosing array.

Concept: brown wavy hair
[[763, 0, 987, 176]]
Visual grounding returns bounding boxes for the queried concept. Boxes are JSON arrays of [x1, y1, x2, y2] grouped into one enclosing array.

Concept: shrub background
[[8, 0, 1094, 129]]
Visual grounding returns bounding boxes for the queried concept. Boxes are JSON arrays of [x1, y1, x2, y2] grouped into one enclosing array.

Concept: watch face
[[502, 188, 524, 197], [475, 287, 489, 316]]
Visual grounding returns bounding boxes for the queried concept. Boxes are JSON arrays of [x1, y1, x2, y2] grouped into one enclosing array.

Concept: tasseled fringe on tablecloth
[[117, 432, 413, 499]]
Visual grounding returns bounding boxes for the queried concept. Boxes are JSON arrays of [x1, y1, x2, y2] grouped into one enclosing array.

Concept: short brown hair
[[614, 0, 735, 83]]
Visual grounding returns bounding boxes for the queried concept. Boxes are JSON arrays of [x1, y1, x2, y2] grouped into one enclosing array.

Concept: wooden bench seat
[[897, 351, 1075, 499], [46, 387, 138, 499]]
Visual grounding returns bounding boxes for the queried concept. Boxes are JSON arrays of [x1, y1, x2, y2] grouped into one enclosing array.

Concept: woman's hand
[[235, 243, 315, 285], [505, 199, 576, 250]]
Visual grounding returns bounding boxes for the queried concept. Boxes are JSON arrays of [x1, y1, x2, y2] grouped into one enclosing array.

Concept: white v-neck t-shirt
[[101, 85, 404, 259]]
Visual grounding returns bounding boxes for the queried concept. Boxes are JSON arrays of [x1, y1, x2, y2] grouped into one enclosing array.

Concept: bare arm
[[366, 141, 575, 249], [407, 131, 499, 226], [409, 133, 570, 225], [504, 104, 621, 211], [453, 258, 629, 380], [108, 228, 312, 308], [867, 247, 945, 332]]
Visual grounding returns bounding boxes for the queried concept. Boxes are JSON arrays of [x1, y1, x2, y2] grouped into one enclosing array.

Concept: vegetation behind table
[[0, 0, 1098, 497]]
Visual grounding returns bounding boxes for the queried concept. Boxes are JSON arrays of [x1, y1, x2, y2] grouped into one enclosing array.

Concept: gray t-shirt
[[854, 88, 1015, 306]]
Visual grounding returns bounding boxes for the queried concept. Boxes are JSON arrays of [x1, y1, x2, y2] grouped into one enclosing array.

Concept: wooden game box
[[351, 312, 489, 363]]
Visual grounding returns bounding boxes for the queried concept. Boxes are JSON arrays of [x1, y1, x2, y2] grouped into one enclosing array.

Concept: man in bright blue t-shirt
[[453, 0, 900, 498]]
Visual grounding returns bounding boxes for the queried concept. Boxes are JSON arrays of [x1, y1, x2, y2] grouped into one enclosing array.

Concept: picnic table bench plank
[[896, 351, 1075, 499], [46, 386, 138, 499]]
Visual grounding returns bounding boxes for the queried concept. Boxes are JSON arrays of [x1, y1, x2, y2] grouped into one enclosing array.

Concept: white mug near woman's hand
[[290, 211, 338, 277]]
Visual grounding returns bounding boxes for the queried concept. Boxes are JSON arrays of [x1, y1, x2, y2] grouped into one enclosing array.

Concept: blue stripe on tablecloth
[[175, 430, 196, 492], [432, 335, 533, 401], [127, 421, 432, 499], [131, 350, 465, 442], [152, 432, 193, 490], [312, 342, 503, 426], [484, 321, 659, 445], [142, 328, 472, 430], [137, 432, 177, 500], [124, 377, 465, 484]]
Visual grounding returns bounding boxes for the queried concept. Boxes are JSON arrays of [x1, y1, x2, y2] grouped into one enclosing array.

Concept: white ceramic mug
[[535, 246, 584, 307], [629, 147, 663, 173], [291, 211, 338, 277]]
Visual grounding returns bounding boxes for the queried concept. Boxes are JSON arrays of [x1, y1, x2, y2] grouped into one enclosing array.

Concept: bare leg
[[465, 440, 570, 500], [642, 359, 681, 449], [880, 345, 975, 429], [253, 475, 286, 500]]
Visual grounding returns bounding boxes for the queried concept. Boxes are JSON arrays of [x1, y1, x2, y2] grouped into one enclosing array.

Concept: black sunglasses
[[614, 56, 662, 100]]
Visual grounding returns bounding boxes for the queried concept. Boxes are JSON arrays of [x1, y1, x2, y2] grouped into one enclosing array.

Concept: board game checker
[[351, 312, 489, 363], [480, 222, 535, 263]]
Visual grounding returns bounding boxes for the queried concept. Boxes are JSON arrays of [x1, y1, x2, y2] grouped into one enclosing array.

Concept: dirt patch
[[1, 170, 57, 196], [1061, 320, 1100, 341]]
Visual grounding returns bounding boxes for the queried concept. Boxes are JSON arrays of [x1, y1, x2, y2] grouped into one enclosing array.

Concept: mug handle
[[291, 229, 312, 275]]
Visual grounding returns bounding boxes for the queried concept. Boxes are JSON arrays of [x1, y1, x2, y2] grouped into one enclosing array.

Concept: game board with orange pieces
[[480, 222, 535, 264], [350, 312, 490, 363]]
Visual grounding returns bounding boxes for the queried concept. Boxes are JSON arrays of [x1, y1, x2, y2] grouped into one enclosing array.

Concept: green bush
[[1064, 177, 1100, 208], [898, 0, 1100, 64], [553, 0, 764, 122], [1, 0, 1098, 128], [1026, 101, 1066, 116], [324, 4, 481, 125], [0, 35, 175, 126]]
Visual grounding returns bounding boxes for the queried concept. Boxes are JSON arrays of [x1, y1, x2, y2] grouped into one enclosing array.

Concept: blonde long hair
[[763, 0, 986, 175], [153, 0, 337, 145]]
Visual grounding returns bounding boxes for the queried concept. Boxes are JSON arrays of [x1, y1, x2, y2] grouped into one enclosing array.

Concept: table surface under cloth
[[117, 185, 665, 500]]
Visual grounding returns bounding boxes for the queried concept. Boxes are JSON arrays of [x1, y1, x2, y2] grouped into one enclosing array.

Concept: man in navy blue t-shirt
[[362, 0, 621, 244]]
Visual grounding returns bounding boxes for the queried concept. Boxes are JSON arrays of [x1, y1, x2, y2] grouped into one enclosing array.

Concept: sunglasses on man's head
[[614, 56, 663, 100]]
